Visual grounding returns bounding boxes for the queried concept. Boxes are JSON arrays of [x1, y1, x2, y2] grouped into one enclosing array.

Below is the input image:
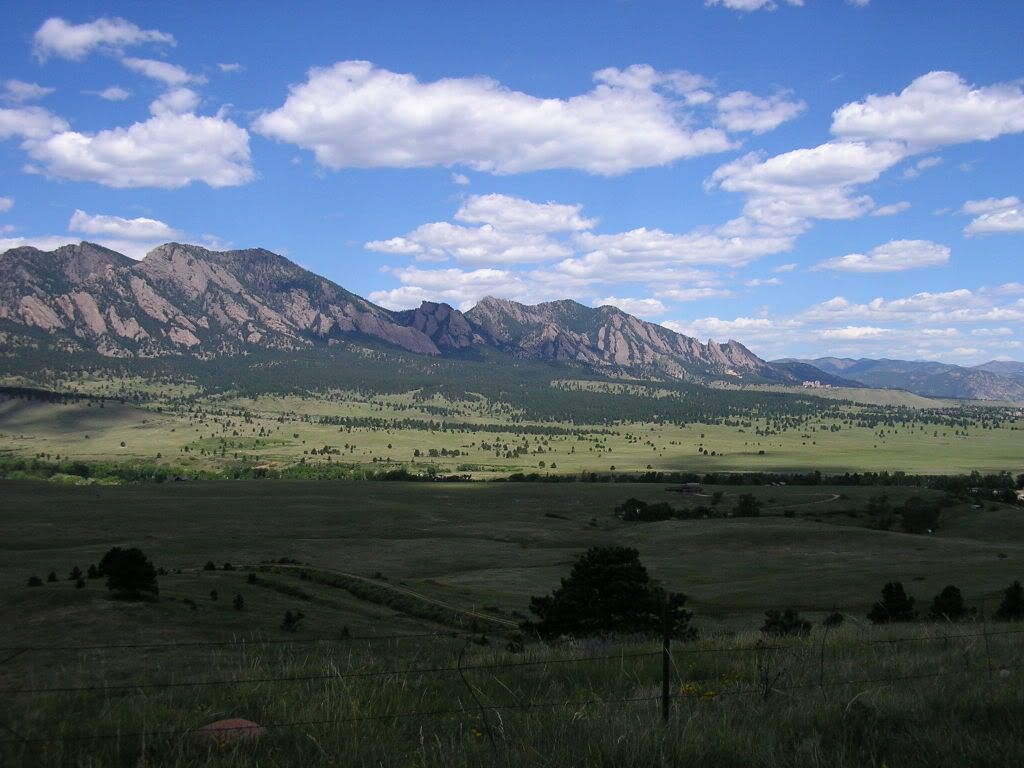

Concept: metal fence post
[[662, 592, 672, 723]]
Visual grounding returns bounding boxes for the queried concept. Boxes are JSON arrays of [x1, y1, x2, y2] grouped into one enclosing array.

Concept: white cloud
[[574, 226, 792, 268], [368, 221, 570, 264], [23, 112, 253, 189], [0, 106, 69, 140], [656, 287, 734, 302], [455, 194, 596, 233], [2, 80, 54, 104], [902, 155, 942, 179], [847, 0, 870, 7], [814, 239, 950, 273], [69, 209, 182, 240], [149, 87, 200, 116], [819, 326, 890, 340], [871, 201, 911, 216], [370, 266, 531, 310], [0, 197, 12, 213], [972, 327, 1014, 337], [218, 63, 243, 73], [592, 296, 667, 317], [121, 57, 204, 87], [705, 0, 803, 10], [96, 86, 131, 101], [773, 262, 797, 272], [832, 71, 1024, 147], [451, 173, 470, 186], [255, 61, 737, 175], [33, 17, 175, 61], [745, 277, 781, 287], [962, 196, 1024, 235], [715, 90, 806, 134], [663, 316, 775, 341]]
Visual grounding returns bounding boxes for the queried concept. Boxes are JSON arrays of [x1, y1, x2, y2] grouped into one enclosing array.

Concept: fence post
[[662, 592, 672, 724]]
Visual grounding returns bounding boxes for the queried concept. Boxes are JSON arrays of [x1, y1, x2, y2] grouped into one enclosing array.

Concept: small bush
[[868, 582, 916, 624], [822, 611, 845, 627], [928, 585, 972, 622], [87, 564, 99, 579], [209, 589, 218, 601], [233, 594, 244, 610], [281, 610, 305, 632], [223, 563, 234, 571], [47, 572, 57, 583], [247, 572, 257, 584], [995, 580, 1024, 622], [761, 608, 811, 637], [69, 566, 82, 581], [27, 576, 43, 587], [203, 561, 216, 571]]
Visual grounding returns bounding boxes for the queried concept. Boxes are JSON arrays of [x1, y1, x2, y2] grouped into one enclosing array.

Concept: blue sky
[[1, 1, 1022, 364]]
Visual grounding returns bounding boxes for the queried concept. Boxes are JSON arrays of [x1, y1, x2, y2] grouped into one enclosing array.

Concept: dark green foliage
[[995, 581, 1024, 622], [46, 572, 57, 583], [734, 493, 762, 517], [98, 547, 159, 598], [868, 582, 916, 624], [203, 561, 216, 571], [524, 546, 694, 639], [823, 611, 845, 627], [86, 564, 99, 579], [615, 498, 675, 522], [247, 572, 257, 584], [223, 562, 234, 571], [69, 566, 82, 581], [27, 575, 42, 587], [75, 578, 85, 589], [928, 585, 971, 622], [761, 608, 811, 637], [281, 610, 305, 632], [233, 593, 244, 610], [209, 589, 218, 601], [900, 496, 940, 534]]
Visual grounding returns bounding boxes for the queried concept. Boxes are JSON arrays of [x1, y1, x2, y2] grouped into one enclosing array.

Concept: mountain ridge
[[0, 241, 865, 388]]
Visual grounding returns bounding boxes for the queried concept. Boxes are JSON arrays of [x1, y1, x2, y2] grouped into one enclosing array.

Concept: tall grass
[[3, 623, 1024, 767]]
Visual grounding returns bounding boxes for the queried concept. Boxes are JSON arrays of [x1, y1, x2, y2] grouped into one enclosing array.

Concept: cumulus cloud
[[33, 17, 174, 61], [832, 71, 1024, 147], [255, 61, 741, 175], [592, 296, 667, 317], [454, 194, 596, 233], [818, 326, 890, 339], [871, 201, 911, 216], [121, 57, 204, 87], [95, 86, 131, 101], [149, 87, 200, 116], [705, 0, 804, 10], [451, 173, 470, 186], [656, 287, 734, 302], [2, 80, 54, 104], [0, 106, 69, 140], [814, 239, 950, 273], [69, 209, 183, 240], [217, 62, 243, 73], [902, 156, 942, 180], [715, 90, 806, 134], [0, 197, 12, 213], [369, 266, 532, 310], [962, 196, 1024, 236], [744, 277, 781, 287], [22, 112, 252, 189]]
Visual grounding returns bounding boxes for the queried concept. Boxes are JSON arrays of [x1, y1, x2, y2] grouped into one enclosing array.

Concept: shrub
[[247, 572, 257, 585], [761, 608, 811, 637], [900, 497, 940, 534], [523, 546, 694, 639], [87, 564, 99, 579], [98, 547, 159, 598], [75, 578, 85, 589], [47, 572, 57, 583], [928, 585, 972, 622], [27, 576, 42, 587], [233, 594, 244, 610], [995, 581, 1024, 621], [822, 611, 845, 628], [734, 493, 762, 517], [281, 610, 305, 632], [203, 561, 216, 571], [868, 582, 916, 624], [69, 566, 82, 581], [209, 589, 218, 601], [223, 562, 234, 571]]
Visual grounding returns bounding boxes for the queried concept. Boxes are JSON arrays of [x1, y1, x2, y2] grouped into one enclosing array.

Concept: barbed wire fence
[[2, 615, 1023, 747]]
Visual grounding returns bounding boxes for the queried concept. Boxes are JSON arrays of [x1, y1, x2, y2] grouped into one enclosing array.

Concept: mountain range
[[2, 241, 1020, 401], [0, 241, 854, 387], [780, 357, 1024, 402]]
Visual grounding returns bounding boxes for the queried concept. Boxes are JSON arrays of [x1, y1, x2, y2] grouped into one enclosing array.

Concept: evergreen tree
[[995, 581, 1024, 621], [98, 547, 159, 598], [868, 581, 916, 623], [928, 585, 971, 622]]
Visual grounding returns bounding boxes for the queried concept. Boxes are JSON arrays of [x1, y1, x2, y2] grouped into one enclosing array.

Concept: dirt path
[[261, 563, 518, 630]]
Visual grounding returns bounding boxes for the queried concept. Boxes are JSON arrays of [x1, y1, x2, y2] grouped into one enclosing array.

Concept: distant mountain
[[1, 241, 832, 387], [781, 357, 1024, 401], [973, 360, 1024, 382]]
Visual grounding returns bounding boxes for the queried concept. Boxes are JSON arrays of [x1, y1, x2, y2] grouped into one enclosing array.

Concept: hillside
[[781, 356, 1024, 401], [1, 241, 829, 387]]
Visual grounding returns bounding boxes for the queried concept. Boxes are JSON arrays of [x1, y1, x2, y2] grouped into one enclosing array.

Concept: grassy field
[[3, 480, 1024, 766], [2, 387, 1022, 475]]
